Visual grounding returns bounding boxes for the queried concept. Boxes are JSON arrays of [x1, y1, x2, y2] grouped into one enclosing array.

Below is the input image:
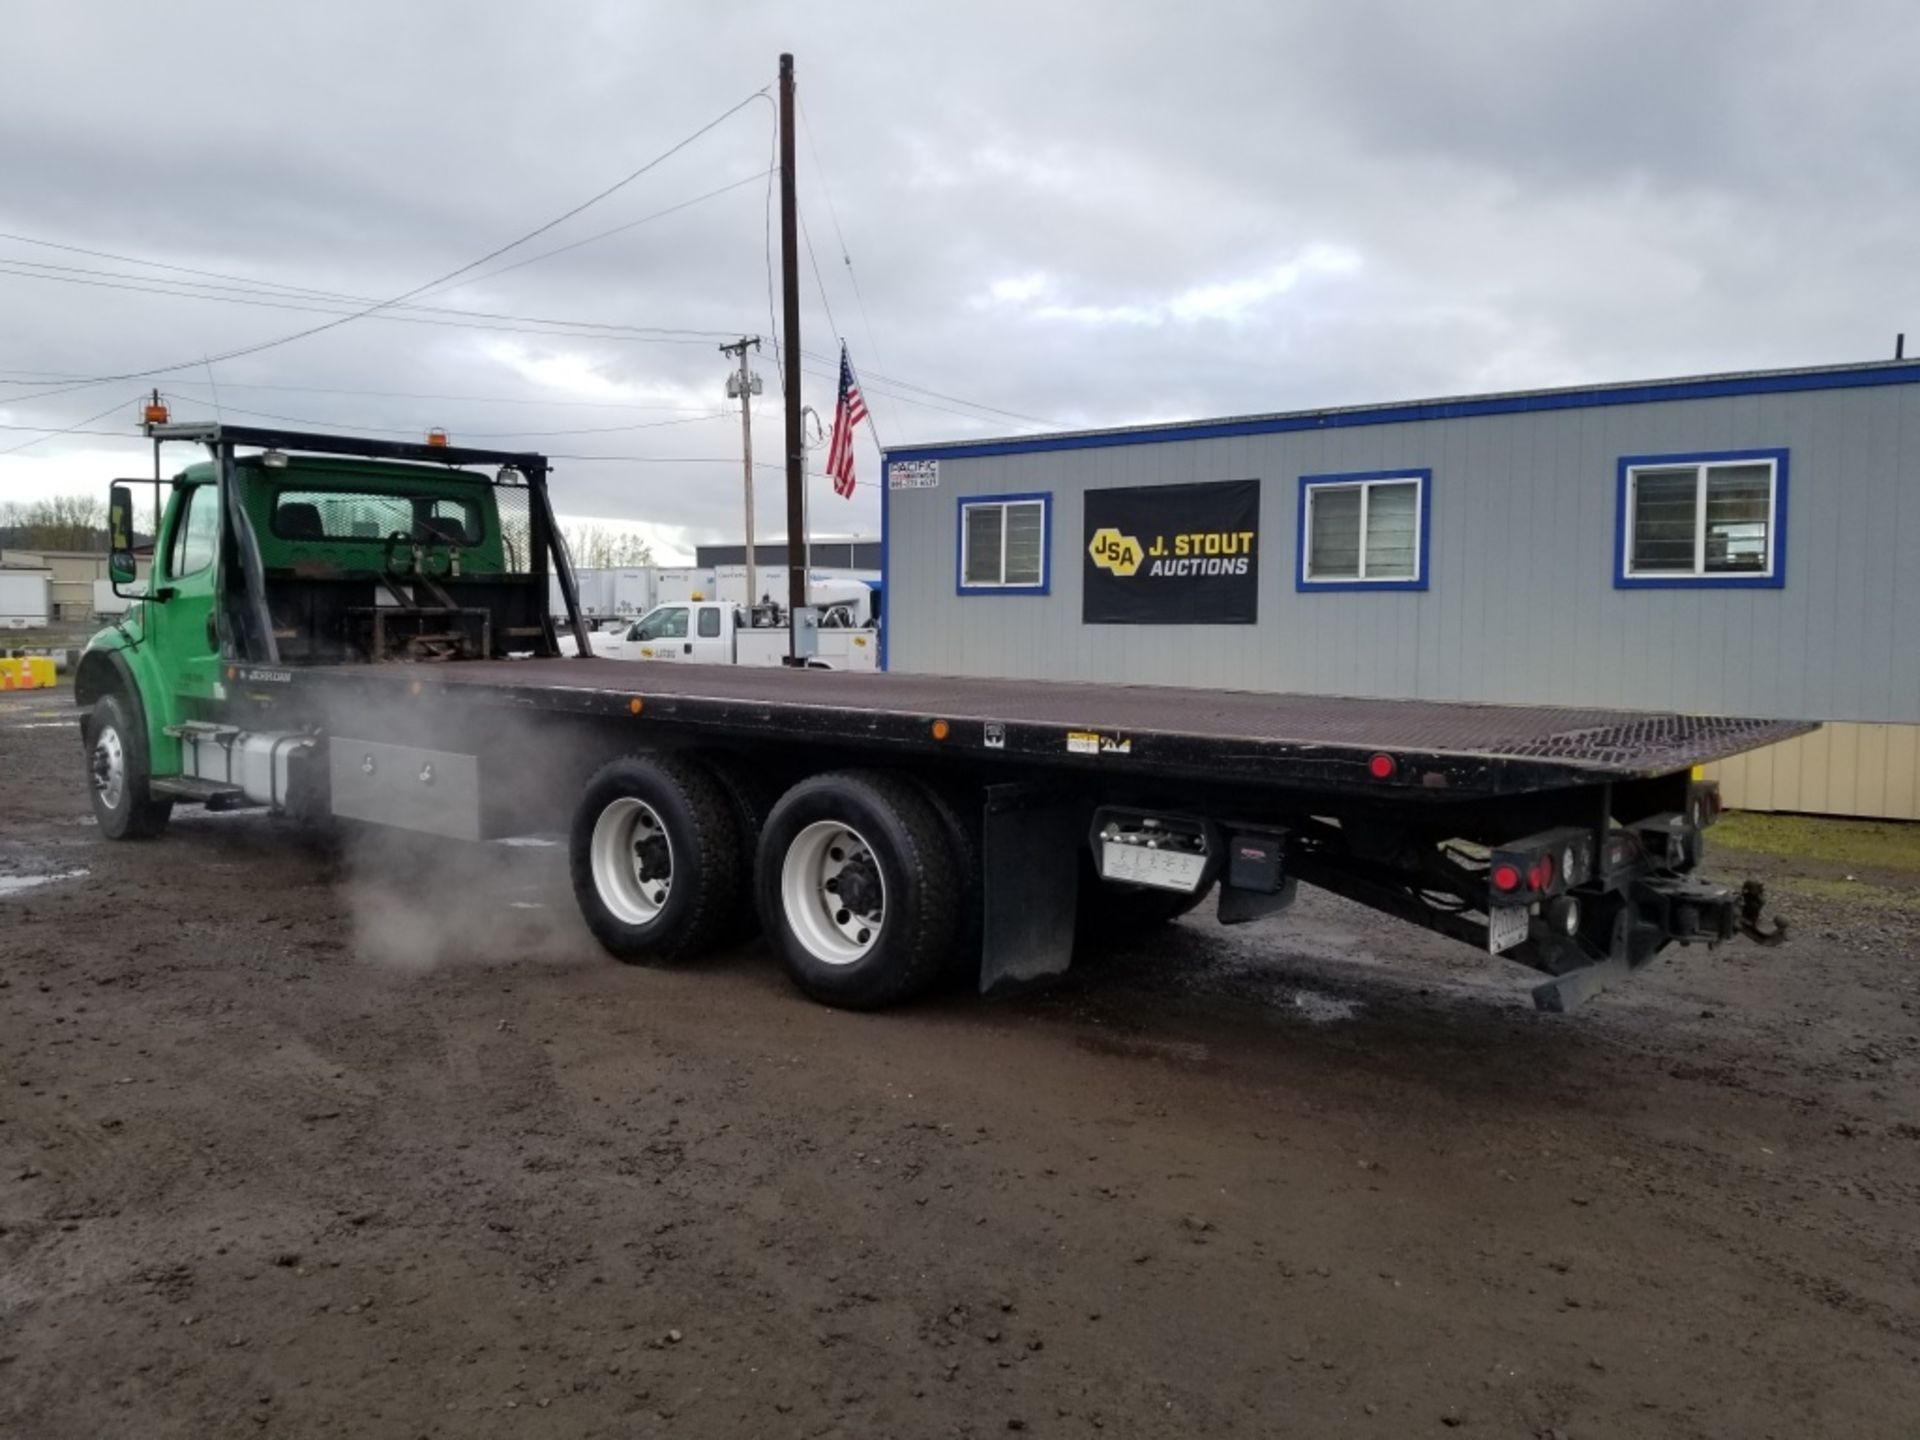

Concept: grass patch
[[1714, 811, 1920, 875]]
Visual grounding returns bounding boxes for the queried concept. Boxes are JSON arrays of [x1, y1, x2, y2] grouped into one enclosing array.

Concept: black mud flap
[[978, 784, 1079, 996]]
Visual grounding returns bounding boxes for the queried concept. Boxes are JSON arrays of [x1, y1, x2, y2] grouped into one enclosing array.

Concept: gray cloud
[[3, 0, 1917, 556]]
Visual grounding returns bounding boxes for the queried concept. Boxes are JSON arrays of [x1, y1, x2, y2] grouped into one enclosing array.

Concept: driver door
[[626, 604, 689, 662], [148, 481, 223, 703]]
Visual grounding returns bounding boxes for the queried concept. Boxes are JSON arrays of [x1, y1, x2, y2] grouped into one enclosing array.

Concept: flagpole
[[779, 52, 807, 663]]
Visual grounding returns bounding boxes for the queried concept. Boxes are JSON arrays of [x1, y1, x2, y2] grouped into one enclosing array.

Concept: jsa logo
[[1087, 527, 1144, 577]]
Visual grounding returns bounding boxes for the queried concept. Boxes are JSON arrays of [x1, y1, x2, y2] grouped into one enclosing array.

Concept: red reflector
[[1538, 851, 1556, 886], [1527, 860, 1548, 890], [1367, 753, 1396, 780], [1492, 863, 1522, 892]]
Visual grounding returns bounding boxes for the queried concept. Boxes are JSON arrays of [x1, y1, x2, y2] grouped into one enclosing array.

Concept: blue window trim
[[1613, 448, 1788, 590], [883, 361, 1920, 466], [1295, 468, 1432, 593], [954, 491, 1053, 596]]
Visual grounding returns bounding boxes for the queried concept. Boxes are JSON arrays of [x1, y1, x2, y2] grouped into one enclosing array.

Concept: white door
[[624, 604, 690, 662], [686, 604, 731, 664]]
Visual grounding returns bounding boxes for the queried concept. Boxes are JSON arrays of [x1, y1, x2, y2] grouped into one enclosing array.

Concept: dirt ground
[[3, 683, 1918, 1440]]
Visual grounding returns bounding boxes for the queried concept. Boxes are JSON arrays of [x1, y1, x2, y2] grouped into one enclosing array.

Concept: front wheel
[[756, 771, 960, 1009], [85, 693, 172, 840]]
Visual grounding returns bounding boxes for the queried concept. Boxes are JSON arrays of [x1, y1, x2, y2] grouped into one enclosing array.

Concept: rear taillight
[[1489, 827, 1594, 902]]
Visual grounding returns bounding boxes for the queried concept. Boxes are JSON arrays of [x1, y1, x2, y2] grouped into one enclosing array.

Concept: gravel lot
[[3, 683, 1917, 1438]]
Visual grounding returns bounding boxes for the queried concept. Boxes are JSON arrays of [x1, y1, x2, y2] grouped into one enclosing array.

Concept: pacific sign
[[1082, 478, 1261, 625]]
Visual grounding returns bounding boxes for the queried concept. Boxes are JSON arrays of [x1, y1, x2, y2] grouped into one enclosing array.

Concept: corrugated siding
[[1707, 723, 1920, 820], [886, 384, 1920, 726]]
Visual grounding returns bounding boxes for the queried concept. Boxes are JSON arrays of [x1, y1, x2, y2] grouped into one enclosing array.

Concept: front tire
[[85, 692, 172, 840], [757, 770, 960, 1009], [569, 754, 744, 964]]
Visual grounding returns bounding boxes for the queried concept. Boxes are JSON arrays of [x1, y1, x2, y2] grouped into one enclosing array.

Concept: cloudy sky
[[2, 0, 1915, 559]]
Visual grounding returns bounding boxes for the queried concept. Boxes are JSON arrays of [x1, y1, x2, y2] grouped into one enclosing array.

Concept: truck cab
[[77, 423, 584, 839]]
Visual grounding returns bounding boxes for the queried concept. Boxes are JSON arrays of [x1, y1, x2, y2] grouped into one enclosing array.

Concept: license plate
[[1487, 904, 1532, 954], [1101, 841, 1206, 893]]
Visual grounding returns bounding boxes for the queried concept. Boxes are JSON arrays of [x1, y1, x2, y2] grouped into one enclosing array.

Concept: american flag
[[826, 342, 868, 499]]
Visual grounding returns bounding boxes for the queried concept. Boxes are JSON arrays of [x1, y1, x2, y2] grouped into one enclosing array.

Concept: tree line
[[0, 494, 110, 552]]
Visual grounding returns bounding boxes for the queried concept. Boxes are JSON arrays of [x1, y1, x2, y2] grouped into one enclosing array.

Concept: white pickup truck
[[564, 597, 879, 671]]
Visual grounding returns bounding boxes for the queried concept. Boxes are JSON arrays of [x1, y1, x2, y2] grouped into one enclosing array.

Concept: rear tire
[[85, 692, 173, 840], [569, 754, 744, 964], [756, 770, 960, 1009]]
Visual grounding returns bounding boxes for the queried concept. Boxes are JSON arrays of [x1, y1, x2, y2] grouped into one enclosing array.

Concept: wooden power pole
[[779, 52, 806, 662]]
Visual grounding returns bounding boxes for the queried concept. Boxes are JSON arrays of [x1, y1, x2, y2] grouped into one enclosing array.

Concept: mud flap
[[978, 785, 1078, 996]]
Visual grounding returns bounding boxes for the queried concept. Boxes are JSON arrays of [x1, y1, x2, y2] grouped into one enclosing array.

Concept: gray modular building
[[879, 359, 1920, 820]]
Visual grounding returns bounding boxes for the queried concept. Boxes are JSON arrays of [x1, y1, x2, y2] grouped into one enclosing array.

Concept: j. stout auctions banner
[[1082, 478, 1260, 624]]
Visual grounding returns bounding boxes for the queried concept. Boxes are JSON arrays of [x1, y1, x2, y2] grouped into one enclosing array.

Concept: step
[[149, 776, 255, 808]]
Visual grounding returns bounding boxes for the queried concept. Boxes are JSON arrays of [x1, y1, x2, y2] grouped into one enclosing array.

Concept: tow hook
[[1738, 879, 1788, 946]]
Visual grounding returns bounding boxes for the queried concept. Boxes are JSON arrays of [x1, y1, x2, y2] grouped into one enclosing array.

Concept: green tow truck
[[77, 423, 1804, 1012]]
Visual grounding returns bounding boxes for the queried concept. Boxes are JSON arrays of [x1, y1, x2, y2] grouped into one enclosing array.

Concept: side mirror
[[107, 483, 138, 587]]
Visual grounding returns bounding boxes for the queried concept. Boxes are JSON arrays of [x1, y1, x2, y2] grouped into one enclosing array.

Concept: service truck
[[77, 424, 1802, 1013], [561, 590, 878, 671]]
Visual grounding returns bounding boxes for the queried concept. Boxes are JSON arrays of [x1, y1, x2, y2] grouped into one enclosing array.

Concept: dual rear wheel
[[570, 758, 960, 1010]]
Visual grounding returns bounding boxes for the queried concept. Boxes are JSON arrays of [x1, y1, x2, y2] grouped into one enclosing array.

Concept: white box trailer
[[0, 569, 51, 629], [713, 564, 881, 607]]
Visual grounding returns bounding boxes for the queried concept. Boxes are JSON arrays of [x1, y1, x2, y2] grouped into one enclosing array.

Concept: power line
[[0, 394, 143, 457], [0, 88, 770, 406], [0, 254, 740, 337], [797, 205, 842, 347], [796, 347, 1059, 428], [798, 100, 890, 391], [0, 420, 142, 442], [0, 263, 741, 345], [412, 169, 774, 294], [161, 397, 732, 440], [149, 378, 719, 412]]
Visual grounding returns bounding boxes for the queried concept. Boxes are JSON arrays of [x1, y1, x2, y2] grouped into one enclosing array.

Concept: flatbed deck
[[266, 658, 1815, 801]]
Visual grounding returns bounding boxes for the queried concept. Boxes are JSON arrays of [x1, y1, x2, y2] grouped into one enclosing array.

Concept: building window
[[1615, 449, 1787, 589], [1296, 469, 1430, 591], [957, 493, 1051, 595]]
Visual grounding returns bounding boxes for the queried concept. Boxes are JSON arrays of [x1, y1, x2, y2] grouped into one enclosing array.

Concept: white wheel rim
[[780, 820, 886, 966], [92, 725, 126, 810], [590, 797, 674, 924]]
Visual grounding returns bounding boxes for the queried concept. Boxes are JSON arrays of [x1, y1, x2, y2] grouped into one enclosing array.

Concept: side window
[[1616, 450, 1786, 588], [1296, 470, 1430, 592], [633, 606, 689, 642], [696, 606, 722, 639], [956, 493, 1051, 594], [168, 485, 219, 578]]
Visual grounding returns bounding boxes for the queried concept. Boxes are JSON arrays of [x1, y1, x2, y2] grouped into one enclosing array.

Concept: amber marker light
[[930, 719, 951, 741], [629, 697, 645, 716]]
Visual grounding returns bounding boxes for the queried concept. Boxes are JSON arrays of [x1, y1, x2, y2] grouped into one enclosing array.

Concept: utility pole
[[720, 336, 762, 607], [778, 52, 806, 662]]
